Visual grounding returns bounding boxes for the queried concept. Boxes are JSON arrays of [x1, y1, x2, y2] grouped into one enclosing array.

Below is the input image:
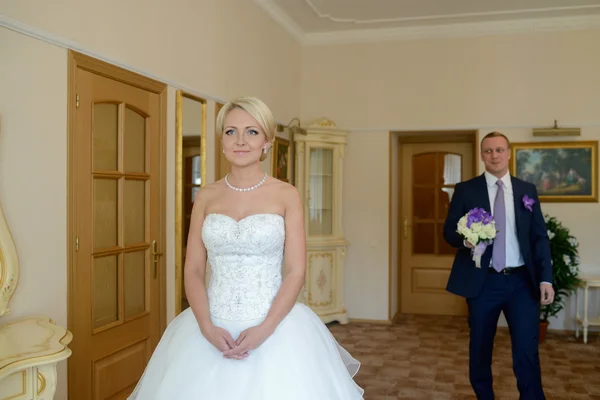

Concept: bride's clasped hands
[[221, 322, 275, 359]]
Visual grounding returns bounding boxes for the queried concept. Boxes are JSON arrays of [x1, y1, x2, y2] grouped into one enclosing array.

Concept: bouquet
[[456, 208, 497, 268]]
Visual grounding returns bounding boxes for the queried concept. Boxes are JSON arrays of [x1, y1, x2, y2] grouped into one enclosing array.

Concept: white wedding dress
[[128, 213, 364, 399]]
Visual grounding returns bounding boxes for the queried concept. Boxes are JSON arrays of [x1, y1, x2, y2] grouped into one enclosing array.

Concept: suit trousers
[[466, 267, 545, 400]]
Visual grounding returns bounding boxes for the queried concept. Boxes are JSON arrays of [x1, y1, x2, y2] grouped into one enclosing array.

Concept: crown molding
[[253, 1, 600, 46], [304, 0, 600, 25], [253, 0, 306, 43], [304, 15, 600, 45]]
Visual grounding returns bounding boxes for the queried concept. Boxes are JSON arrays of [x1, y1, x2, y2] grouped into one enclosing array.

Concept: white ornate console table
[[575, 275, 600, 344], [0, 316, 72, 399]]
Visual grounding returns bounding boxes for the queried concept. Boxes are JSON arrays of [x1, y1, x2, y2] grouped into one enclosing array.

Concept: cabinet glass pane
[[308, 148, 333, 236], [124, 251, 146, 317], [93, 103, 118, 171], [124, 107, 146, 173], [93, 255, 118, 329]]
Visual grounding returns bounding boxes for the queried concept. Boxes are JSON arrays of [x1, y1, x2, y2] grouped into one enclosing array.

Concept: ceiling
[[255, 0, 600, 44]]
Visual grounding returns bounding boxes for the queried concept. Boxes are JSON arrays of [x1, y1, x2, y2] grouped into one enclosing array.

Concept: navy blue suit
[[443, 173, 552, 399]]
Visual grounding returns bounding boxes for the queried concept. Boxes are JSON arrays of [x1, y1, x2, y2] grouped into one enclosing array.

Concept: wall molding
[[254, 0, 305, 43], [0, 14, 226, 106], [304, 15, 600, 45], [304, 1, 600, 26], [253, 1, 600, 46]]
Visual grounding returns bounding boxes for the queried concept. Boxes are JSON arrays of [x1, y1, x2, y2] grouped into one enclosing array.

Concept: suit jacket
[[443, 173, 553, 299]]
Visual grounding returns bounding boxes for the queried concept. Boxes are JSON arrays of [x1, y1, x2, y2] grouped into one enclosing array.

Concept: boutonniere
[[522, 194, 535, 212]]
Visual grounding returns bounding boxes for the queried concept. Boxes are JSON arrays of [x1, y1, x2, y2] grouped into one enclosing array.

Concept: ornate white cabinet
[[0, 201, 72, 399], [294, 118, 349, 324]]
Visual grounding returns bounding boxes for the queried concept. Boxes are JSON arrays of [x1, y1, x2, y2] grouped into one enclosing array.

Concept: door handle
[[152, 240, 163, 279]]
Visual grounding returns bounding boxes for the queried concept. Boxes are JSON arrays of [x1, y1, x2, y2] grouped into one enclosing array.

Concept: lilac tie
[[492, 180, 506, 272]]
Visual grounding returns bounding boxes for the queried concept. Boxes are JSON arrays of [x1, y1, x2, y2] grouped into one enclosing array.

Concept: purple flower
[[482, 213, 494, 224], [522, 195, 535, 212], [466, 207, 494, 227]]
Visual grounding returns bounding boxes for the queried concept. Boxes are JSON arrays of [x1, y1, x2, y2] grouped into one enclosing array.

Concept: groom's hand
[[540, 283, 555, 305]]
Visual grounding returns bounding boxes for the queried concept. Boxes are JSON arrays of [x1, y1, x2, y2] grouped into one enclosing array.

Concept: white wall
[[302, 28, 600, 328], [0, 27, 69, 399]]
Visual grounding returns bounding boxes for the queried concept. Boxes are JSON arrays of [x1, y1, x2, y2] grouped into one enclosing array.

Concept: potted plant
[[539, 213, 581, 342]]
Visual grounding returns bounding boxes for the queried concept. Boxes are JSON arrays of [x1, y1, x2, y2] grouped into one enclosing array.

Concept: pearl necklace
[[225, 172, 267, 192]]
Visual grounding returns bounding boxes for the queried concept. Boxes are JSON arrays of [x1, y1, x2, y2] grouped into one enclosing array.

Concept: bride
[[128, 96, 364, 399]]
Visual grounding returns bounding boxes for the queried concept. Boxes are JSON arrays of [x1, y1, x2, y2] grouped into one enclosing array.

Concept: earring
[[263, 148, 267, 154], [222, 149, 225, 154]]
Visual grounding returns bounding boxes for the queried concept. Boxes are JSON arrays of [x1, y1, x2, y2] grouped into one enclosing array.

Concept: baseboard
[[348, 318, 393, 325]]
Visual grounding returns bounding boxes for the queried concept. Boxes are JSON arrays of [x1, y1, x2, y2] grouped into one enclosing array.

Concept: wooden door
[[400, 141, 474, 315], [68, 52, 166, 400]]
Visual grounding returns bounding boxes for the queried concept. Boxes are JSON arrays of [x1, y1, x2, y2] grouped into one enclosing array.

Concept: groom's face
[[481, 136, 510, 177]]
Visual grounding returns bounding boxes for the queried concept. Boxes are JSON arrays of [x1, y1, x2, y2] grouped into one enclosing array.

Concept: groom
[[443, 132, 554, 399]]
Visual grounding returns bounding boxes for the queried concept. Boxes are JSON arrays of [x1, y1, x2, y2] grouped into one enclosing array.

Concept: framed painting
[[272, 136, 291, 183], [510, 141, 598, 202]]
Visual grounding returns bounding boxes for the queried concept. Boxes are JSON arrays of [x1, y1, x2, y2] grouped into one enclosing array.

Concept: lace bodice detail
[[201, 213, 284, 321]]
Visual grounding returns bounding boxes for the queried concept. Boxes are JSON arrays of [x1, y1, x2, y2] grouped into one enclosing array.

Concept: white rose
[[457, 225, 470, 236], [563, 255, 571, 265], [470, 222, 482, 233], [483, 224, 496, 238], [468, 233, 479, 245], [548, 231, 555, 240]]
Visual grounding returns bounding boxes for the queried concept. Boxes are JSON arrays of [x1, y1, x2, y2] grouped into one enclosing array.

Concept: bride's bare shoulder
[[193, 180, 225, 205]]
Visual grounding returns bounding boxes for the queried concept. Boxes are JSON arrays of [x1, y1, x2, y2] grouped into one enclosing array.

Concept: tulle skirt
[[128, 303, 364, 399]]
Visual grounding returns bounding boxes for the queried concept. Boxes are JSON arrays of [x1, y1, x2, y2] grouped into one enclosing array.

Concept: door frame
[[175, 90, 207, 315], [213, 102, 228, 180], [66, 50, 168, 396], [388, 131, 479, 321]]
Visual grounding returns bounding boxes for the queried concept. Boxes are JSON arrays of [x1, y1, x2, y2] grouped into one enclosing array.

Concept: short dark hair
[[481, 131, 510, 150]]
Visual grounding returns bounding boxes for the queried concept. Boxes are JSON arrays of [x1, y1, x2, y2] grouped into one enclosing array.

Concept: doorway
[[67, 51, 167, 399], [392, 132, 477, 318]]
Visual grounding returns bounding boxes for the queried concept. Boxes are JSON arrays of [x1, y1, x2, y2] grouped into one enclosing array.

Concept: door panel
[[400, 142, 474, 315], [70, 62, 164, 399]]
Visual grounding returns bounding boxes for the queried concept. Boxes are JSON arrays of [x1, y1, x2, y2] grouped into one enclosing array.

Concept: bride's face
[[221, 108, 270, 167]]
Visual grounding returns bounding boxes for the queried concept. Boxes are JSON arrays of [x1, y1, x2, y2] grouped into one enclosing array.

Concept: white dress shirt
[[485, 171, 525, 268]]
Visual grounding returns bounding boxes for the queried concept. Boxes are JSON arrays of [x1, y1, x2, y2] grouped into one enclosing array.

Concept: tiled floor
[[328, 315, 600, 399]]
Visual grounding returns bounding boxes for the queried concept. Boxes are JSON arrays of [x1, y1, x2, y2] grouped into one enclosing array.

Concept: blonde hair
[[216, 96, 276, 161]]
